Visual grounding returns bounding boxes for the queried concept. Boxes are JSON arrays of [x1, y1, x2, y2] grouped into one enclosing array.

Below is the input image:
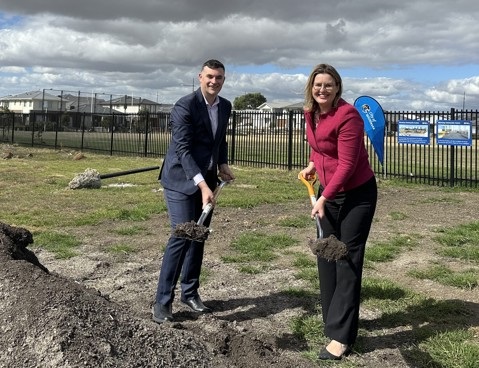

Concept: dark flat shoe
[[318, 346, 351, 361]]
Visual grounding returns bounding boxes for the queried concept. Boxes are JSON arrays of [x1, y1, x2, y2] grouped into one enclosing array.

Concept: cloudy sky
[[0, 0, 478, 111]]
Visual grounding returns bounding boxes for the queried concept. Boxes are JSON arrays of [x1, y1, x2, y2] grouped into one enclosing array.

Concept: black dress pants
[[317, 176, 377, 345]]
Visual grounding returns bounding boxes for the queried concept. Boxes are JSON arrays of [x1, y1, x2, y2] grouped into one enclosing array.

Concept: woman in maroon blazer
[[299, 64, 377, 360]]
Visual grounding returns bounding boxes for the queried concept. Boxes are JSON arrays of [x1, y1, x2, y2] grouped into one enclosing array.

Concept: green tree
[[233, 93, 267, 110]]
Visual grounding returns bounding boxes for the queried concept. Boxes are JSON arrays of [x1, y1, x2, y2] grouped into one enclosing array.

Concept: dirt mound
[[0, 222, 315, 368]]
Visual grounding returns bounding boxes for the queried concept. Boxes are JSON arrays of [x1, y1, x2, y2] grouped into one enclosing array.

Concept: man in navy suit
[[152, 59, 235, 323]]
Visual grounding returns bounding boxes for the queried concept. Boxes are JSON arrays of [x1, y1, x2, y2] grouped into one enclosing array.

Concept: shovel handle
[[196, 179, 230, 225], [197, 203, 214, 225], [298, 172, 318, 207], [298, 172, 323, 239], [314, 215, 323, 239]]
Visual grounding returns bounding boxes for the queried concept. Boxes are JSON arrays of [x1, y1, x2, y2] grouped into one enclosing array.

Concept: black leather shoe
[[152, 303, 173, 323], [318, 346, 351, 361], [181, 296, 212, 313]]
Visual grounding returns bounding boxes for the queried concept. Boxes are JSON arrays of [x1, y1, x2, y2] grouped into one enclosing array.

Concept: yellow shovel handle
[[298, 172, 318, 207]]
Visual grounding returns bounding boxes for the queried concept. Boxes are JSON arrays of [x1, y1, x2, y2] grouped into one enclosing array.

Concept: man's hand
[[198, 181, 214, 209], [218, 164, 235, 182]]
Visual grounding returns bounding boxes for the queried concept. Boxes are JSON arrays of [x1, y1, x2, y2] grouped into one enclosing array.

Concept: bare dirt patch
[[1, 182, 478, 367]]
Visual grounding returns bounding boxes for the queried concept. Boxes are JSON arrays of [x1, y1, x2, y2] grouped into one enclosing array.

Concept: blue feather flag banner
[[354, 96, 386, 165]]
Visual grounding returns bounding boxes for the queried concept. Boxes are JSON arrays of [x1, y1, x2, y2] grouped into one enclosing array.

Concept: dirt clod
[[308, 235, 348, 261], [173, 221, 211, 242]]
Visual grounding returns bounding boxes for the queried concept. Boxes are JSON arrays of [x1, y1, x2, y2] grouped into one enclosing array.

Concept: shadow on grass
[[185, 285, 479, 366], [175, 290, 321, 352], [360, 283, 479, 367]]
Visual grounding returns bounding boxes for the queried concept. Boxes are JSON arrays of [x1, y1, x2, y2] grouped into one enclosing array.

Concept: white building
[[0, 91, 62, 113]]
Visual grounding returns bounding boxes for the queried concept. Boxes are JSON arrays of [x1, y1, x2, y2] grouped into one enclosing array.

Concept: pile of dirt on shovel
[[0, 222, 317, 368]]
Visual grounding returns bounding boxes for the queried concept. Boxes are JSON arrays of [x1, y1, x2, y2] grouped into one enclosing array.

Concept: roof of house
[[0, 91, 61, 101], [284, 101, 304, 110], [99, 96, 160, 106], [257, 101, 304, 110]]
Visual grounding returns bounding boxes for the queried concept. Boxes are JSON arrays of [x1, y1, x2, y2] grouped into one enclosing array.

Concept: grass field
[[1, 143, 479, 367]]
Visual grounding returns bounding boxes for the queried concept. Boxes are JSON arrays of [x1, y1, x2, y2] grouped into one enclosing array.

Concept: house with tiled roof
[[0, 90, 174, 132], [256, 101, 304, 130], [98, 96, 172, 114], [257, 101, 303, 113], [0, 91, 62, 113]]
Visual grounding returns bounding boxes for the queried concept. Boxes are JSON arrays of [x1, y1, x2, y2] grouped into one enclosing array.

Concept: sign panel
[[398, 120, 430, 145], [436, 120, 472, 146]]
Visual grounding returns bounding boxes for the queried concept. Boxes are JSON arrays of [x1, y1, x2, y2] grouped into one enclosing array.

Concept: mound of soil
[[0, 222, 315, 368]]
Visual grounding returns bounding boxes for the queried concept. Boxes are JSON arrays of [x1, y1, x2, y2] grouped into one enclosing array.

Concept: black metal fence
[[1, 109, 478, 187]]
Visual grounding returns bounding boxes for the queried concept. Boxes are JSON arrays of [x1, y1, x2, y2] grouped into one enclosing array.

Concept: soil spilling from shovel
[[172, 180, 230, 242], [173, 221, 210, 242], [308, 235, 348, 261]]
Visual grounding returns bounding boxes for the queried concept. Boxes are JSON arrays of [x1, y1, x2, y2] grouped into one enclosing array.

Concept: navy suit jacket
[[159, 88, 232, 195]]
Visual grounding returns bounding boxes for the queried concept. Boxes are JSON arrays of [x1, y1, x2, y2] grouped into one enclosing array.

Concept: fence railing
[[1, 109, 478, 187]]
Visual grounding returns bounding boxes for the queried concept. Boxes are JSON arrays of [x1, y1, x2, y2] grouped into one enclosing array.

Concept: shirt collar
[[202, 94, 220, 107]]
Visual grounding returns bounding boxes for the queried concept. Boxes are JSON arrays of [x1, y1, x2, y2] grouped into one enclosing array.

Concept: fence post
[[109, 115, 115, 156], [144, 111, 150, 157], [230, 111, 236, 165], [31, 116, 35, 146], [449, 108, 455, 187], [287, 111, 294, 170], [54, 118, 59, 150], [11, 112, 16, 142]]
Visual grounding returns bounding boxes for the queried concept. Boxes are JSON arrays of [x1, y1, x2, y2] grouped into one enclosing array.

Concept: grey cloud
[[325, 19, 347, 44], [0, 0, 430, 22], [0, 0, 478, 110]]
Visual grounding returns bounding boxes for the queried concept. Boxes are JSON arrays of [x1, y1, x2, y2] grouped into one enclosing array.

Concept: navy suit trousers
[[155, 172, 217, 305]]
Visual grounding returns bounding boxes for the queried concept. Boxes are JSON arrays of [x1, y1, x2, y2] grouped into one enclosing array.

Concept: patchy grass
[[33, 231, 81, 259], [408, 264, 479, 290], [365, 235, 418, 263], [278, 214, 312, 228], [107, 243, 137, 256], [221, 232, 298, 264], [389, 211, 408, 220], [113, 225, 148, 236], [434, 222, 479, 263]]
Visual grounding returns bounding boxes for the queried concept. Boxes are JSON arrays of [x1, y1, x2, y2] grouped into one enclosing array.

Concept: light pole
[[182, 78, 195, 93], [41, 88, 53, 114], [41, 88, 52, 127], [41, 89, 45, 114]]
